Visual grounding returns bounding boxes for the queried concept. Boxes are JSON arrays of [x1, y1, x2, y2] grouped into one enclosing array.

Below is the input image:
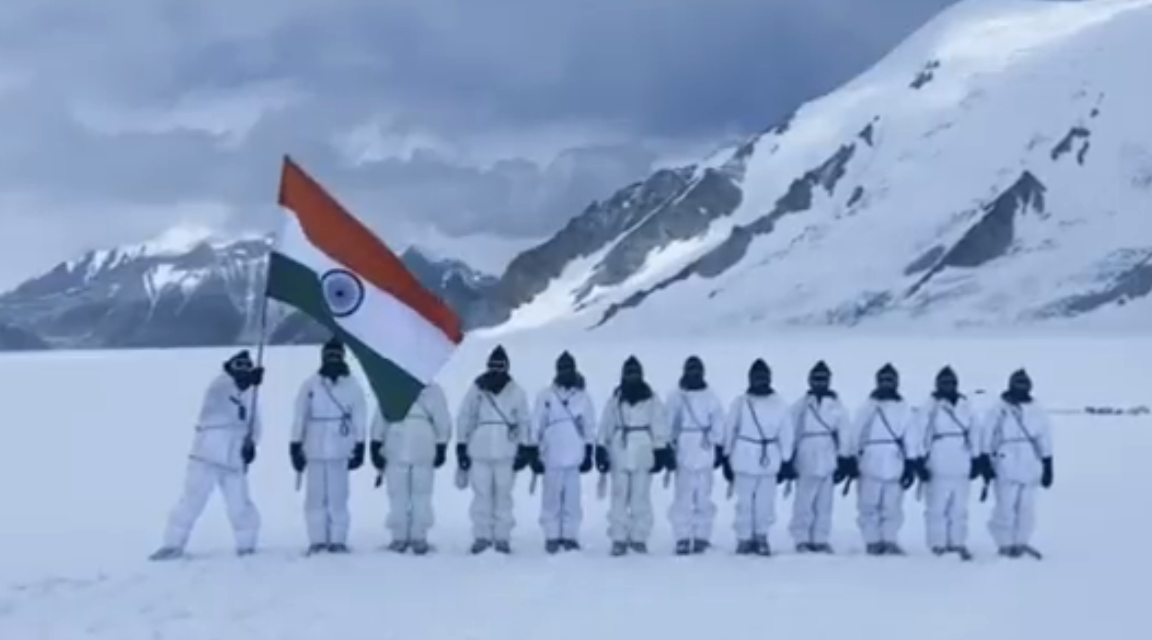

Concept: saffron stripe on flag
[[277, 155, 463, 344]]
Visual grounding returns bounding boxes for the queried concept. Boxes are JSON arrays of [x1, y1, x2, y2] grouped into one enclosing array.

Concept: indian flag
[[267, 155, 464, 421]]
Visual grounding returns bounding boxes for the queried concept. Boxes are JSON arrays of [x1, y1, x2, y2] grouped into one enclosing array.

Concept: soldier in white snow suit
[[845, 363, 924, 556], [915, 366, 979, 560], [787, 360, 850, 554], [150, 350, 264, 560], [597, 356, 673, 556], [979, 369, 1054, 559], [456, 345, 532, 554], [665, 355, 725, 555], [289, 338, 368, 554], [530, 351, 597, 553], [721, 359, 794, 556], [370, 381, 452, 555]]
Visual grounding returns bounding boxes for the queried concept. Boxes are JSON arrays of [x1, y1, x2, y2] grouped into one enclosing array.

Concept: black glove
[[370, 440, 386, 471], [777, 459, 796, 484], [513, 445, 538, 473], [531, 456, 545, 475], [722, 456, 734, 484], [594, 445, 610, 473], [713, 446, 725, 469], [579, 445, 593, 474], [290, 441, 306, 473], [900, 460, 917, 490], [434, 443, 447, 469], [250, 367, 265, 387], [456, 443, 471, 471], [974, 454, 995, 483], [915, 457, 930, 482], [654, 446, 676, 474], [348, 442, 365, 470], [241, 439, 256, 465], [969, 456, 980, 480], [833, 456, 857, 484], [1041, 456, 1053, 488]]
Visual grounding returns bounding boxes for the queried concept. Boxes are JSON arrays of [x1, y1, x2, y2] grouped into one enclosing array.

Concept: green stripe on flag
[[267, 251, 425, 422]]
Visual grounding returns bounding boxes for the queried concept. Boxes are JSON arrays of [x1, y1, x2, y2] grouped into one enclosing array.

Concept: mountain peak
[[0, 231, 499, 350]]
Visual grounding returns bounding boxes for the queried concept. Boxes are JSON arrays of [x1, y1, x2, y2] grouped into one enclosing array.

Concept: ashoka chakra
[[320, 269, 365, 318]]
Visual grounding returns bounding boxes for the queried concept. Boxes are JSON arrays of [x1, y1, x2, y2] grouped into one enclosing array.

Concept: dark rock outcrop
[[595, 143, 857, 327], [906, 171, 1047, 297]]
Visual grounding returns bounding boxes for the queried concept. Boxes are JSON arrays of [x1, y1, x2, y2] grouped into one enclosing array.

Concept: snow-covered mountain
[[479, 0, 1152, 336], [0, 228, 498, 350]]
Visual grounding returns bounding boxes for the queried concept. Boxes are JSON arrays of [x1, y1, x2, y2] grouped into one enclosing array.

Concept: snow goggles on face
[[228, 357, 255, 372]]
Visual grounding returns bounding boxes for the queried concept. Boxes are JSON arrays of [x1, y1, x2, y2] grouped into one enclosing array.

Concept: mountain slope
[[480, 0, 1152, 336], [0, 233, 497, 350]]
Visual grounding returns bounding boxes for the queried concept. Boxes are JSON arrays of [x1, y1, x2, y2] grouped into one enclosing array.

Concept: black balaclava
[[807, 360, 836, 399], [554, 350, 584, 390], [747, 359, 774, 396], [679, 355, 706, 391], [223, 350, 257, 390], [1002, 368, 1033, 404], [477, 345, 511, 394], [871, 363, 902, 401], [933, 365, 961, 404], [319, 337, 350, 381], [618, 356, 653, 405]]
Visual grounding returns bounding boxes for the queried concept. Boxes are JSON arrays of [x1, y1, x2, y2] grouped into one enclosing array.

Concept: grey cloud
[[0, 0, 960, 285]]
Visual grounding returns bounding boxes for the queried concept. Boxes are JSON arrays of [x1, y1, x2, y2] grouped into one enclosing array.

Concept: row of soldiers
[[149, 339, 1055, 561]]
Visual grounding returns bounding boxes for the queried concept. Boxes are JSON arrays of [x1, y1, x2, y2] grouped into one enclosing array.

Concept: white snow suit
[[979, 399, 1054, 549], [788, 393, 850, 547], [372, 383, 452, 543], [161, 374, 262, 552], [724, 393, 794, 542], [598, 393, 669, 544], [457, 380, 532, 542], [530, 385, 597, 541], [665, 387, 725, 543], [915, 395, 978, 550], [291, 374, 368, 547], [846, 398, 922, 546]]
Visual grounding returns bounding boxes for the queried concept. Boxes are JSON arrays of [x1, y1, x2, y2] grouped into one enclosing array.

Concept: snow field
[[0, 333, 1148, 639]]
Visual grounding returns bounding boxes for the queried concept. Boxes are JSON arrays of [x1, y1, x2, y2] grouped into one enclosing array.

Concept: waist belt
[[931, 432, 966, 441], [617, 425, 651, 447], [196, 423, 242, 431], [737, 435, 777, 467], [863, 439, 900, 446]]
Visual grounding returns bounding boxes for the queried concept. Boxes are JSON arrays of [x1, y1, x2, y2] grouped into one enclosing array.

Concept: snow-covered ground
[[0, 333, 1148, 639]]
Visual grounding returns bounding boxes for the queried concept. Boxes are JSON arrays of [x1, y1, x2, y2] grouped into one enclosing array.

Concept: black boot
[[470, 539, 492, 555], [494, 540, 512, 554], [675, 540, 691, 556], [327, 543, 349, 554], [629, 541, 648, 554], [610, 542, 628, 556], [306, 543, 327, 556], [692, 539, 710, 554], [754, 535, 772, 556], [545, 540, 562, 554], [736, 540, 754, 555], [561, 539, 580, 551], [387, 540, 409, 553], [410, 540, 430, 556]]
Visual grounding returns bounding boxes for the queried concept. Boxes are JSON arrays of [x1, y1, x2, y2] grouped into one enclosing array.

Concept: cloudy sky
[[0, 0, 959, 288]]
